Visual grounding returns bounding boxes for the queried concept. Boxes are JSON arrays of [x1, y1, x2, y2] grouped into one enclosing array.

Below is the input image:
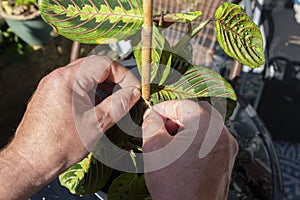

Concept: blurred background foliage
[[0, 18, 32, 58]]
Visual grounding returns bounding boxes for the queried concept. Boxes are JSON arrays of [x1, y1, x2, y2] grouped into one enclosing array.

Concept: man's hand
[[142, 100, 238, 200], [0, 56, 140, 200]]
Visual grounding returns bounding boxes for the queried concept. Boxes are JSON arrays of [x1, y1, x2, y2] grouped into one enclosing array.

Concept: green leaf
[[108, 173, 150, 200], [150, 65, 236, 103], [168, 41, 193, 82], [150, 65, 237, 118], [215, 2, 265, 68], [134, 26, 171, 84], [39, 0, 144, 44], [163, 11, 202, 23], [59, 154, 112, 195]]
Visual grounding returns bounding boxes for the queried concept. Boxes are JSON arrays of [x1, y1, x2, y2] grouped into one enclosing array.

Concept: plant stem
[[141, 0, 153, 101], [70, 41, 81, 62]]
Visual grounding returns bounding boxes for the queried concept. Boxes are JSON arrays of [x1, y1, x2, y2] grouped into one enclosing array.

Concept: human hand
[[0, 56, 140, 199], [142, 100, 238, 200]]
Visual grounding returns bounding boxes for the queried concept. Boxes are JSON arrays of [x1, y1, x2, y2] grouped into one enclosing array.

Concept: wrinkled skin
[[143, 100, 238, 200], [0, 55, 238, 200], [0, 56, 140, 199]]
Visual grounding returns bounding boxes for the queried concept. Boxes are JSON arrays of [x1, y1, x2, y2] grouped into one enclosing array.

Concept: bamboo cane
[[141, 0, 153, 102]]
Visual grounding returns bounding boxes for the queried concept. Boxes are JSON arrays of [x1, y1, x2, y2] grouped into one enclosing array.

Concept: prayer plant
[[38, 0, 265, 199]]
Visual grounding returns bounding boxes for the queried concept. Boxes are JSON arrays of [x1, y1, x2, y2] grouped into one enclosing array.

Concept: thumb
[[142, 109, 173, 153], [94, 86, 141, 133]]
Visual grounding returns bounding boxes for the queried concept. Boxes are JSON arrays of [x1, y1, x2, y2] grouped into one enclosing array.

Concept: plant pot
[[0, 1, 53, 46], [95, 191, 107, 200], [227, 97, 284, 200]]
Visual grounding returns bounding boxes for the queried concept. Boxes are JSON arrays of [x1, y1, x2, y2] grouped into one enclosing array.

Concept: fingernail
[[133, 87, 141, 98], [143, 109, 151, 120]]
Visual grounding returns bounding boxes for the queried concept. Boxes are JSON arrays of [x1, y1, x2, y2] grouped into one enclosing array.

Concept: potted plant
[[0, 0, 53, 46], [38, 0, 265, 199]]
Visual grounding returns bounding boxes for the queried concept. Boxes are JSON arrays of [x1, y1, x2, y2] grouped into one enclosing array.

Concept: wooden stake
[[141, 0, 153, 101]]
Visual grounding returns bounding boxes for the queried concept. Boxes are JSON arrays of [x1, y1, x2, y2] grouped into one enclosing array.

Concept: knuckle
[[100, 55, 113, 62], [41, 67, 76, 94], [87, 55, 113, 64], [95, 108, 114, 131], [40, 68, 68, 88]]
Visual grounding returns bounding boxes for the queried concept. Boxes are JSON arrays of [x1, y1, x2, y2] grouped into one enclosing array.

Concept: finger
[[152, 100, 206, 130], [197, 102, 226, 158], [72, 55, 140, 93], [152, 100, 226, 156], [65, 57, 86, 67], [93, 86, 141, 133], [142, 109, 173, 153], [142, 106, 199, 172], [198, 101, 224, 121]]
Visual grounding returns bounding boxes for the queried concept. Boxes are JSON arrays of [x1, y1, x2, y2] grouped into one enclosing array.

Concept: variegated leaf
[[215, 2, 265, 68], [59, 154, 112, 195], [150, 65, 237, 118], [108, 173, 150, 200], [39, 0, 144, 44]]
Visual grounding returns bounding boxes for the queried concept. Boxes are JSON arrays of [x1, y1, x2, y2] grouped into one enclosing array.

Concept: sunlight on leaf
[[39, 0, 144, 44], [150, 65, 237, 118], [151, 65, 236, 102], [215, 2, 265, 68], [59, 154, 112, 195]]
